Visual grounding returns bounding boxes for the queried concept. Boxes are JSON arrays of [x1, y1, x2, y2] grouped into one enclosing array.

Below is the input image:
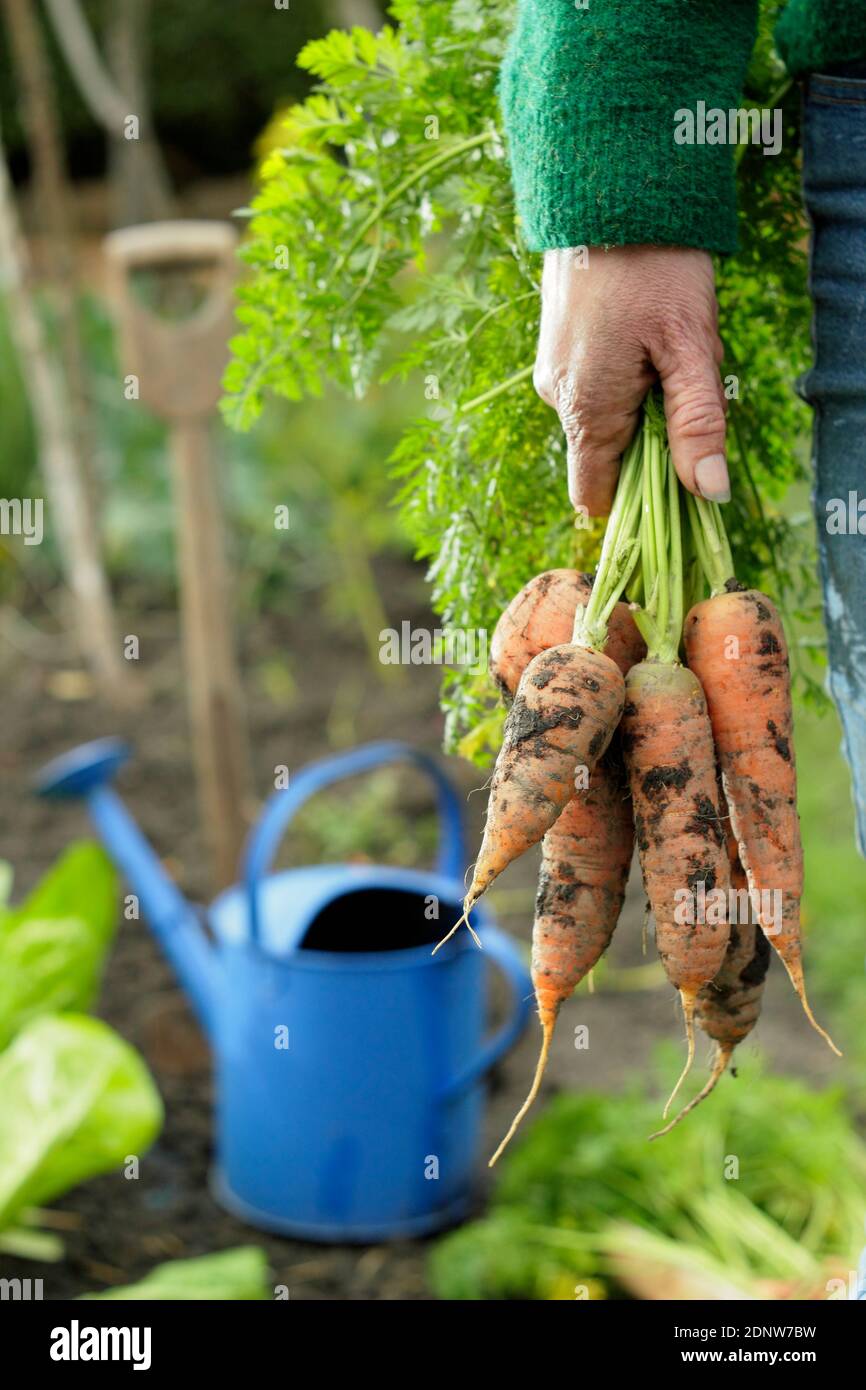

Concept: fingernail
[[695, 454, 731, 503]]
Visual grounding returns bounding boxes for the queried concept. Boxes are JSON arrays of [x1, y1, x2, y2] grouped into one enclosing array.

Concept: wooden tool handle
[[104, 219, 237, 272], [103, 219, 239, 422], [171, 421, 251, 889]]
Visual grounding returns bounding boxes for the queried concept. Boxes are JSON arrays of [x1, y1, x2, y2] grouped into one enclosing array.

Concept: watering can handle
[[242, 741, 468, 946], [439, 925, 533, 1103]]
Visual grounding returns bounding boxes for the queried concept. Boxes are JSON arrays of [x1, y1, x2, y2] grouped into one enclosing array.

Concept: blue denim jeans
[[801, 72, 866, 856]]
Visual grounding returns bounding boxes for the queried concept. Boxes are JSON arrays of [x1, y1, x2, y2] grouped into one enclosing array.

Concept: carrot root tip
[[799, 994, 842, 1058], [649, 1045, 733, 1141], [488, 1010, 555, 1168], [784, 960, 842, 1057], [662, 989, 697, 1119], [431, 901, 480, 956]]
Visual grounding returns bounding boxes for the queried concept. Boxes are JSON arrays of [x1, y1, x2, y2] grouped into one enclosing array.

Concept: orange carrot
[[489, 746, 633, 1164], [434, 642, 625, 953], [490, 570, 645, 697], [621, 404, 730, 1114], [622, 662, 731, 1111], [487, 571, 641, 1160], [650, 820, 770, 1137], [436, 429, 644, 954], [683, 494, 838, 1056], [467, 642, 625, 904]]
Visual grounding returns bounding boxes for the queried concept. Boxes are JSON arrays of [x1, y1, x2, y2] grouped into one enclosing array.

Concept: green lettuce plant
[[0, 1015, 162, 1235], [81, 1245, 269, 1301], [0, 842, 117, 1051], [0, 845, 162, 1259]]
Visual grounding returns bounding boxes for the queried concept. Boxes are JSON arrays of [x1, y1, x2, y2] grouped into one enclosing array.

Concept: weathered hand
[[533, 245, 730, 516]]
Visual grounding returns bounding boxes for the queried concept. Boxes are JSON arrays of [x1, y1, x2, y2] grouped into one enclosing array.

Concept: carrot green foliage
[[223, 0, 823, 761]]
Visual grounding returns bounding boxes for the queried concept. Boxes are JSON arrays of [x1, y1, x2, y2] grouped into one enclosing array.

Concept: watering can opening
[[299, 885, 465, 954]]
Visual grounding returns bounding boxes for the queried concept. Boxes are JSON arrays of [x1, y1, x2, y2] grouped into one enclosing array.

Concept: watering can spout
[[35, 739, 221, 1035]]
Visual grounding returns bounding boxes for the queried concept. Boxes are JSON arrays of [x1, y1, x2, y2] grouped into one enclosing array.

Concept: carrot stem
[[681, 514, 705, 616], [573, 420, 644, 651], [685, 490, 735, 596], [684, 490, 716, 593], [632, 405, 681, 664], [633, 431, 659, 652], [668, 439, 684, 655], [652, 432, 669, 644]]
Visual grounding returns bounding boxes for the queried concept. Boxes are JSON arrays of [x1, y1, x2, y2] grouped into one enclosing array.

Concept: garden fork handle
[[171, 420, 250, 890]]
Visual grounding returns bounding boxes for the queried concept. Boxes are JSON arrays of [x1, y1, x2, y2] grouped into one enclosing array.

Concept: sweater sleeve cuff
[[776, 0, 866, 79], [499, 0, 758, 255]]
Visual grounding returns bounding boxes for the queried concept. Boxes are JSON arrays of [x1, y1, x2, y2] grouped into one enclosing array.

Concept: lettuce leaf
[[81, 1246, 270, 1301], [0, 843, 117, 1050], [0, 1014, 162, 1230]]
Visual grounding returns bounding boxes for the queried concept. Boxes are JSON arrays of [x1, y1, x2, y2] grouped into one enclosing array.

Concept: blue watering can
[[36, 738, 532, 1242]]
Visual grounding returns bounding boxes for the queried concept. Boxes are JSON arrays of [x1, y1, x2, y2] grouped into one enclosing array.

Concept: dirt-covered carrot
[[622, 407, 730, 1113], [486, 572, 641, 1160], [650, 820, 770, 1138], [435, 426, 644, 954], [683, 492, 839, 1056], [489, 747, 633, 1164], [490, 570, 645, 698], [487, 572, 640, 1160], [450, 640, 625, 921], [651, 921, 770, 1140]]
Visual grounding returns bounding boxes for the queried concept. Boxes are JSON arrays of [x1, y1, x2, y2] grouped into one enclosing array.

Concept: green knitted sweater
[[501, 0, 866, 254]]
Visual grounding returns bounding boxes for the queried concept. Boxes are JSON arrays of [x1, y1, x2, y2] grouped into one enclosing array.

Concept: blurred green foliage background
[[0, 0, 332, 180]]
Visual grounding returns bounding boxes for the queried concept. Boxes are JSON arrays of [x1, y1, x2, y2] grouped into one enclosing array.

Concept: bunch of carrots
[[437, 394, 839, 1159]]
